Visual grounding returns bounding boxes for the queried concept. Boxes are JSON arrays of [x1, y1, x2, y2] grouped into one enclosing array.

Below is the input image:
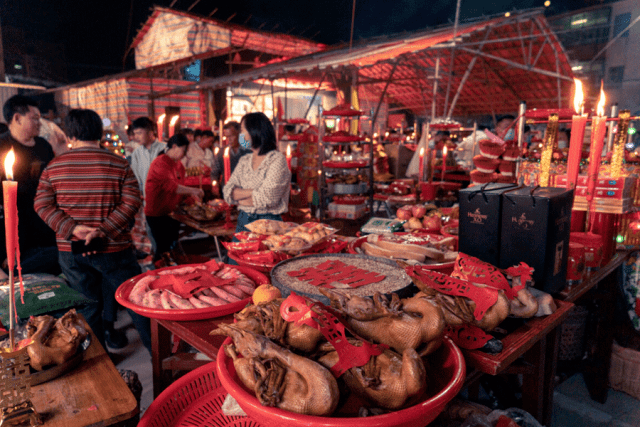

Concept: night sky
[[1, 0, 592, 82]]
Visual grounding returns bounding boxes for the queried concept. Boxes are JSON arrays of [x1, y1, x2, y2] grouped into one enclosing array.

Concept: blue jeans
[[227, 211, 282, 265], [58, 248, 151, 352]]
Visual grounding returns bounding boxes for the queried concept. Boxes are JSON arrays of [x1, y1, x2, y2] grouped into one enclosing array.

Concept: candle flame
[[4, 149, 15, 181], [443, 146, 448, 156], [286, 144, 291, 157], [157, 113, 166, 124], [597, 85, 606, 117], [214, 147, 219, 156], [169, 115, 179, 126], [419, 147, 424, 156], [573, 78, 584, 114], [212, 180, 217, 186], [224, 146, 230, 157]]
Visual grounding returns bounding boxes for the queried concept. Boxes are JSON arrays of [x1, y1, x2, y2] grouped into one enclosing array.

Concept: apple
[[412, 204, 427, 219], [422, 214, 441, 230], [396, 206, 413, 220], [407, 217, 423, 230]]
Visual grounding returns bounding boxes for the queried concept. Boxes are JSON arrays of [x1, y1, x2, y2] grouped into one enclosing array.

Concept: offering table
[[169, 212, 236, 261], [29, 317, 139, 426]]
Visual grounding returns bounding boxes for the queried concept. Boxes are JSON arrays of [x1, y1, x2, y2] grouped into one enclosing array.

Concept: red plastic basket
[[216, 336, 465, 427], [139, 361, 264, 427]]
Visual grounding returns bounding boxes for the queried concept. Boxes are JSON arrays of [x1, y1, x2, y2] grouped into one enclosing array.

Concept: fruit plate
[[115, 264, 269, 321], [216, 335, 465, 427]]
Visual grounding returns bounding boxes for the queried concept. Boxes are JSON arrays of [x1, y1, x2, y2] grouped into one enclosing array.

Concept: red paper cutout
[[406, 266, 498, 321], [150, 270, 234, 298], [286, 260, 385, 288], [280, 293, 385, 377], [452, 254, 533, 300], [445, 325, 493, 350]]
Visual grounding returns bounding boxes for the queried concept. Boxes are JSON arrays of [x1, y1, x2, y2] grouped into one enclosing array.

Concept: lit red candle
[[3, 149, 18, 273], [441, 145, 448, 182], [286, 144, 292, 171], [418, 147, 424, 182], [156, 114, 166, 141], [586, 85, 607, 210], [223, 146, 231, 183], [168, 115, 179, 138], [566, 79, 588, 190]]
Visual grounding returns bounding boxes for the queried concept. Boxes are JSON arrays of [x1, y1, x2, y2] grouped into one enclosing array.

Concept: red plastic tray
[[322, 160, 368, 168], [115, 263, 269, 321], [227, 252, 278, 274], [139, 361, 264, 427], [333, 195, 367, 205], [323, 134, 363, 143], [216, 336, 465, 427]]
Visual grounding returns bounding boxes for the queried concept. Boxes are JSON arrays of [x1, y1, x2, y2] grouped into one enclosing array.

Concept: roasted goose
[[320, 289, 445, 356], [218, 324, 340, 416], [316, 341, 427, 410], [26, 309, 89, 371]]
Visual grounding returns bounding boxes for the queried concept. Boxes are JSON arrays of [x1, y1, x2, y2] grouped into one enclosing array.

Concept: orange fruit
[[252, 283, 282, 305]]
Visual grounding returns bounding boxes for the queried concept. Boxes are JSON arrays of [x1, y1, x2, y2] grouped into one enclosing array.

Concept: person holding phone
[[34, 109, 151, 353], [145, 133, 204, 264]]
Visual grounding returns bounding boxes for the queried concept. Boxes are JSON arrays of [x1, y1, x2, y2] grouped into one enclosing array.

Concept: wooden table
[[169, 212, 236, 261], [556, 249, 632, 404], [464, 299, 574, 426], [30, 320, 138, 426], [151, 315, 232, 398]]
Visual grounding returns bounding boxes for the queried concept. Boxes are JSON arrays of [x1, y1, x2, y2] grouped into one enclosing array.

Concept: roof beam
[[458, 47, 572, 81]]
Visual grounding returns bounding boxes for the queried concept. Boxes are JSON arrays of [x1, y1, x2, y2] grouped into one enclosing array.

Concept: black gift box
[[500, 187, 573, 294], [459, 183, 520, 266]]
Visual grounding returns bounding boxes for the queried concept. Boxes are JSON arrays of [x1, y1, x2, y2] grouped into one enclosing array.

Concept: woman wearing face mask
[[145, 133, 204, 263], [223, 112, 291, 233]]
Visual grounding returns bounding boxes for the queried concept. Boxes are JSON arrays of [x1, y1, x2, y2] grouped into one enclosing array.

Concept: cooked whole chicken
[[26, 309, 89, 371], [316, 340, 427, 410], [219, 299, 325, 353], [320, 289, 445, 356], [218, 323, 340, 416]]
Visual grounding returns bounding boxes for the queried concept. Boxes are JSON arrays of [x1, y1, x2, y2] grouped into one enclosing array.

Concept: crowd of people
[[0, 94, 291, 356]]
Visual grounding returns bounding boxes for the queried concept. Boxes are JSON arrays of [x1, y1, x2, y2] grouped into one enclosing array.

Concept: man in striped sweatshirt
[[34, 109, 151, 352]]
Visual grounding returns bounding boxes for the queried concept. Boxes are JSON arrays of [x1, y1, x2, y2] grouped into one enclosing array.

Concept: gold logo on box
[[512, 213, 535, 229], [468, 208, 488, 224]]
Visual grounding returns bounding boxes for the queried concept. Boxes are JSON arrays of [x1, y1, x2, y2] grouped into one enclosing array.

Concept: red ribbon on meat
[[406, 266, 498, 321], [280, 293, 385, 377]]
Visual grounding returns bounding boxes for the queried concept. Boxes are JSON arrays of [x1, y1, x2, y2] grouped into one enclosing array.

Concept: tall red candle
[[441, 145, 448, 182], [168, 115, 179, 139], [418, 147, 425, 182], [566, 79, 588, 190], [223, 146, 231, 183], [156, 114, 166, 141], [586, 86, 607, 208], [286, 144, 292, 171], [3, 149, 17, 271]]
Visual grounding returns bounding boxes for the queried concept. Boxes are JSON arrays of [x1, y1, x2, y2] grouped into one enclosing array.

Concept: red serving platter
[[323, 160, 368, 168], [348, 234, 457, 274], [115, 263, 269, 321]]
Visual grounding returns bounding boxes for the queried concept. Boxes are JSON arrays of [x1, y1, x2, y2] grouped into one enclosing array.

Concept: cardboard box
[[328, 202, 367, 219], [501, 187, 573, 294], [458, 183, 520, 266]]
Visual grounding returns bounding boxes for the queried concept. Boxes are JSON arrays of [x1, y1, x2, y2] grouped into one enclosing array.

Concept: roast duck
[[212, 291, 439, 416], [26, 309, 89, 371]]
